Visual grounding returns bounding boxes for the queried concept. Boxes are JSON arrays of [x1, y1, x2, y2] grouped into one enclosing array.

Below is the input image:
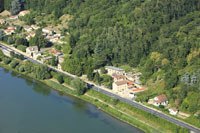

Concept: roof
[[31, 25, 40, 29], [0, 10, 11, 16], [29, 32, 35, 36], [7, 26, 15, 30], [132, 88, 147, 92], [9, 15, 18, 19], [113, 74, 126, 79], [26, 46, 38, 51], [24, 25, 32, 29], [155, 94, 168, 103], [127, 81, 135, 86], [105, 66, 125, 71], [19, 10, 30, 16], [49, 49, 60, 55], [170, 107, 178, 112], [42, 27, 53, 31], [114, 80, 127, 86]]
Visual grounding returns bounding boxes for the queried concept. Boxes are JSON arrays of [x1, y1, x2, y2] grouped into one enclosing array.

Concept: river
[[0, 67, 143, 133]]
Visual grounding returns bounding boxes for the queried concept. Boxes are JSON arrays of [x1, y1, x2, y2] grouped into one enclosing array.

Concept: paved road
[[0, 43, 200, 133]]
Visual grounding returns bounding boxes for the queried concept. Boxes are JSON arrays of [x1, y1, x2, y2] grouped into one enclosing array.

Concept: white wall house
[[168, 108, 178, 115], [42, 27, 54, 35], [154, 94, 168, 106]]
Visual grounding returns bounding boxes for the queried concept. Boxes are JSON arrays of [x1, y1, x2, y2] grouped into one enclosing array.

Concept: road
[[0, 43, 200, 133]]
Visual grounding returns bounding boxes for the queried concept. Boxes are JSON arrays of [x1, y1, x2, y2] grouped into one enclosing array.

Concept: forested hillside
[[1, 0, 200, 114]]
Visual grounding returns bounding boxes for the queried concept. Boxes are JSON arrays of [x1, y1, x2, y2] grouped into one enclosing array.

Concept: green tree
[[94, 72, 101, 85], [71, 78, 88, 96], [10, 0, 22, 15], [34, 64, 51, 80], [57, 75, 64, 84]]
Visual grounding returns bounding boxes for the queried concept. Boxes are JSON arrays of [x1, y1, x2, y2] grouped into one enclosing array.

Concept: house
[[0, 10, 11, 16], [7, 26, 16, 30], [112, 80, 127, 92], [9, 15, 18, 20], [18, 10, 30, 17], [26, 32, 35, 40], [0, 19, 6, 24], [26, 46, 39, 57], [4, 29, 15, 35], [105, 66, 125, 76], [154, 94, 168, 106], [4, 26, 15, 35], [168, 108, 178, 115], [42, 27, 54, 35], [112, 73, 126, 82], [24, 25, 32, 32], [31, 25, 40, 30]]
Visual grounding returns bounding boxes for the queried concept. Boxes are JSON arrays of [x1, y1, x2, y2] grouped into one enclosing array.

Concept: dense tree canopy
[[1, 0, 200, 113]]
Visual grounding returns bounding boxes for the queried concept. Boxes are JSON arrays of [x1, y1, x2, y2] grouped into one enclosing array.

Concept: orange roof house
[[154, 94, 168, 106]]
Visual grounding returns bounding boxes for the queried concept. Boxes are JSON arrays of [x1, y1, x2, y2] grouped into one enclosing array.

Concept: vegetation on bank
[[0, 49, 190, 133], [1, 0, 199, 116]]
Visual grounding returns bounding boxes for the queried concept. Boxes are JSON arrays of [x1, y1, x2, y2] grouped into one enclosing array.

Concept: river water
[[0, 67, 143, 133]]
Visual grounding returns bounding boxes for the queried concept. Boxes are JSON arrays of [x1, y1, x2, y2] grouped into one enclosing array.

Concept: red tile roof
[[170, 107, 178, 112], [113, 74, 126, 80], [49, 49, 59, 54], [114, 80, 127, 86], [156, 94, 168, 103], [132, 88, 147, 92]]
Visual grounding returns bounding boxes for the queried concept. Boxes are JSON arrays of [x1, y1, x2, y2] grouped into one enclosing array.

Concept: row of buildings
[[105, 66, 146, 97], [26, 46, 64, 69]]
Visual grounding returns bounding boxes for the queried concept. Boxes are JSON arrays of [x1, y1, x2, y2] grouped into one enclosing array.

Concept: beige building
[[112, 80, 127, 92], [26, 46, 39, 57], [105, 66, 125, 76]]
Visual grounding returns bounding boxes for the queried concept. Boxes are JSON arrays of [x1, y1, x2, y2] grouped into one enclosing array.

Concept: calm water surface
[[0, 67, 143, 133]]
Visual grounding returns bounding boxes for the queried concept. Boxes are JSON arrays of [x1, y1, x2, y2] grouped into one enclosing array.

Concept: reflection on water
[[0, 67, 143, 133], [72, 98, 89, 113], [32, 83, 51, 96]]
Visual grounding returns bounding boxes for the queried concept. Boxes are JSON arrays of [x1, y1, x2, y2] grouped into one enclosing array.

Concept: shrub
[[10, 60, 19, 68], [18, 65, 25, 72], [17, 45, 27, 52], [57, 75, 64, 84], [64, 76, 72, 85], [3, 57, 11, 64]]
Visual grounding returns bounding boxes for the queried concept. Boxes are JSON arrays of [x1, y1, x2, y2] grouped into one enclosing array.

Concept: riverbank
[[0, 58, 188, 133]]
